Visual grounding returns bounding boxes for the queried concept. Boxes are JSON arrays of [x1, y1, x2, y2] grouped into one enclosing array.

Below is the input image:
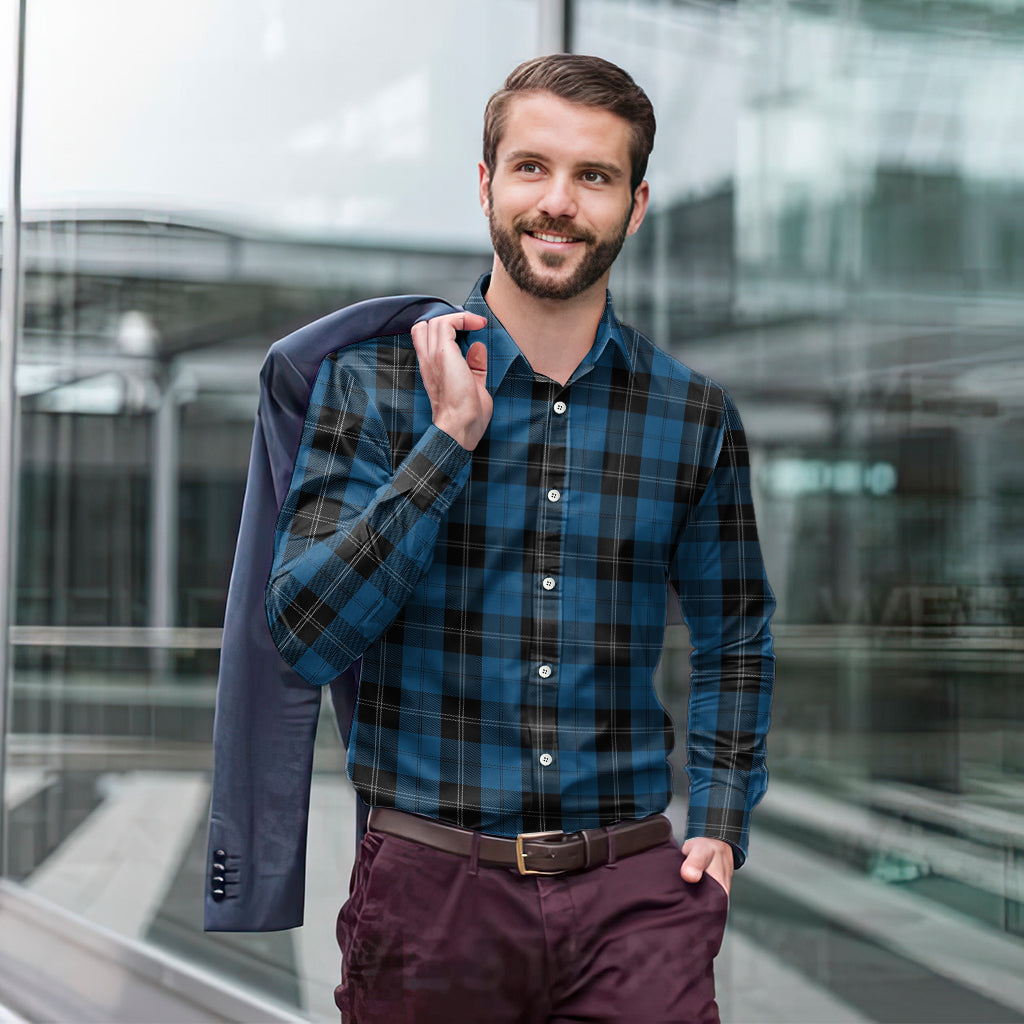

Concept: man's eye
[[582, 171, 607, 184], [518, 162, 541, 174]]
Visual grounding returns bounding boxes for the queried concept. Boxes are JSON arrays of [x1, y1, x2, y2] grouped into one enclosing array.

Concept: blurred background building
[[1, 0, 1023, 1021]]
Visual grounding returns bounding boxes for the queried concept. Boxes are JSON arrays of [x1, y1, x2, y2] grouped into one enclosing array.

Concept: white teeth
[[533, 232, 575, 244]]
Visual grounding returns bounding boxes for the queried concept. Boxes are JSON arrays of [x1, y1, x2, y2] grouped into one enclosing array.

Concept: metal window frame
[[0, 0, 27, 881], [538, 0, 574, 52]]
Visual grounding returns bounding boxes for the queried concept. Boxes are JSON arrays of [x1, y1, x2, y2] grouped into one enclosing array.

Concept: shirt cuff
[[392, 423, 473, 519], [684, 777, 755, 868]]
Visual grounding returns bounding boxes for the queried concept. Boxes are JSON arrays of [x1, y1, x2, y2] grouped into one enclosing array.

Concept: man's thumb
[[466, 341, 488, 375]]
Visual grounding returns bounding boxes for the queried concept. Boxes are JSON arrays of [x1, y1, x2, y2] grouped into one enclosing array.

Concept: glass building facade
[[1, 1, 1023, 1020]]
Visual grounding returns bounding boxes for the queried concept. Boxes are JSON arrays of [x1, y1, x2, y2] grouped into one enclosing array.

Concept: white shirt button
[[547, 489, 560, 503], [538, 664, 552, 679], [553, 401, 567, 415], [539, 753, 553, 767], [542, 577, 556, 591]]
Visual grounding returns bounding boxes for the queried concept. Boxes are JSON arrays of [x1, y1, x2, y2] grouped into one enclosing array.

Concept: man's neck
[[483, 259, 608, 386]]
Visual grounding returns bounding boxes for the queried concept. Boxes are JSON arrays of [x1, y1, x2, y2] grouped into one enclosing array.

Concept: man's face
[[480, 92, 649, 302]]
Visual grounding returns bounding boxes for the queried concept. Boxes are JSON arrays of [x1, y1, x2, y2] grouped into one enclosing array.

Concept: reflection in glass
[[8, 2, 536, 1019], [579, 0, 1024, 1020], [5, 0, 1024, 1019]]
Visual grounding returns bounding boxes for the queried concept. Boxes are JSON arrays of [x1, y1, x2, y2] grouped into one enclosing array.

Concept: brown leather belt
[[368, 807, 673, 876]]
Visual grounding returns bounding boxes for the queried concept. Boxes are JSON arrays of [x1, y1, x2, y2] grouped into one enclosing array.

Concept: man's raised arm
[[265, 311, 488, 685]]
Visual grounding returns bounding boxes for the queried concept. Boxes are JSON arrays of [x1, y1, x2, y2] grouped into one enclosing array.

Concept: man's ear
[[626, 180, 650, 237], [478, 162, 492, 216]]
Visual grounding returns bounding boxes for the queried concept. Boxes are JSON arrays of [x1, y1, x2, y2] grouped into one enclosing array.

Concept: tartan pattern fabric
[[266, 276, 775, 862]]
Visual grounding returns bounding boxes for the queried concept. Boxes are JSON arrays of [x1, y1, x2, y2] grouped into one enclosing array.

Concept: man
[[266, 54, 774, 1023]]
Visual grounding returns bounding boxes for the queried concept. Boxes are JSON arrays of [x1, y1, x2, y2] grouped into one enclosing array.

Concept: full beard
[[488, 199, 630, 301]]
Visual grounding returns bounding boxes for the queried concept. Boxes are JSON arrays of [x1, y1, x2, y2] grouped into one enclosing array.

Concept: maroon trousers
[[335, 828, 728, 1023]]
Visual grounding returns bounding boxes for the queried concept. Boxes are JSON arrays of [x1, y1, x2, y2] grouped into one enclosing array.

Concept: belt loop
[[606, 828, 618, 869], [581, 829, 593, 870], [468, 830, 480, 877]]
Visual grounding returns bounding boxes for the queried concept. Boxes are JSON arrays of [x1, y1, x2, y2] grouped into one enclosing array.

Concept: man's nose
[[536, 175, 578, 220]]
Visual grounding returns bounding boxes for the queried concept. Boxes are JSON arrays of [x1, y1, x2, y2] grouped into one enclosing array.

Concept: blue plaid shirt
[[267, 275, 775, 863]]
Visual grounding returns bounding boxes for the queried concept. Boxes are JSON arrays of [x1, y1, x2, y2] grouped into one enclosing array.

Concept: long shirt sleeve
[[670, 390, 776, 866], [266, 356, 472, 686]]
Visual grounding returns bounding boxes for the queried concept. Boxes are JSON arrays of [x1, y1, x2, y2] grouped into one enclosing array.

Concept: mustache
[[513, 216, 595, 245]]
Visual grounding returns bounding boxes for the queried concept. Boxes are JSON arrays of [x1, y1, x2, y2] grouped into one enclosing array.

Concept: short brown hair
[[483, 54, 656, 193]]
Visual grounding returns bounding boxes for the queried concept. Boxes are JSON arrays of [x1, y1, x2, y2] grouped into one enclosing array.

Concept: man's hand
[[680, 837, 734, 896], [411, 311, 490, 451]]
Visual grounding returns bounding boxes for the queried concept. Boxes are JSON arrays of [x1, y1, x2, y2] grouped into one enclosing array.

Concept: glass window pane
[[575, 1, 1024, 1020], [22, 0, 539, 247], [10, 2, 540, 1019]]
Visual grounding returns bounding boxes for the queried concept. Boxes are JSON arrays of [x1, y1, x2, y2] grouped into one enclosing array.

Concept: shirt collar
[[462, 273, 634, 391]]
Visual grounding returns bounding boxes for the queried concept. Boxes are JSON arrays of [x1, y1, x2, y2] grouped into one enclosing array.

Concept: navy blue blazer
[[204, 294, 460, 932]]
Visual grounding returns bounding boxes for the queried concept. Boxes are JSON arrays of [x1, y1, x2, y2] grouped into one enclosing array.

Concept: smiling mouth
[[527, 230, 581, 244]]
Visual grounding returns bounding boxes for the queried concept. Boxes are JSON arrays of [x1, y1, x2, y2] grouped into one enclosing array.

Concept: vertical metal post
[[0, 0, 28, 878], [149, 364, 178, 676], [537, 0, 572, 53], [653, 204, 670, 350]]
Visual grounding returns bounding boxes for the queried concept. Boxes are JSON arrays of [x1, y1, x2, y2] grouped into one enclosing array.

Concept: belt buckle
[[515, 830, 566, 876]]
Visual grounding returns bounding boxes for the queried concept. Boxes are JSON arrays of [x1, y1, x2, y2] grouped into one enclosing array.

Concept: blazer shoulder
[[266, 294, 460, 376]]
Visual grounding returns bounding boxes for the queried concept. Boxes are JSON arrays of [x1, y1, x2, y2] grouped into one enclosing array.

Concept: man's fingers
[[412, 313, 487, 373], [414, 310, 487, 342], [430, 312, 487, 350], [460, 311, 488, 331]]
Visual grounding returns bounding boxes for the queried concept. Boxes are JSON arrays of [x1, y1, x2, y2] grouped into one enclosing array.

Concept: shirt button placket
[[530, 386, 568, 815]]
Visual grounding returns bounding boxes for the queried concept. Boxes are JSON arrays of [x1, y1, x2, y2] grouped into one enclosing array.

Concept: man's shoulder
[[311, 331, 420, 420], [325, 325, 415, 371], [617, 320, 729, 410]]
